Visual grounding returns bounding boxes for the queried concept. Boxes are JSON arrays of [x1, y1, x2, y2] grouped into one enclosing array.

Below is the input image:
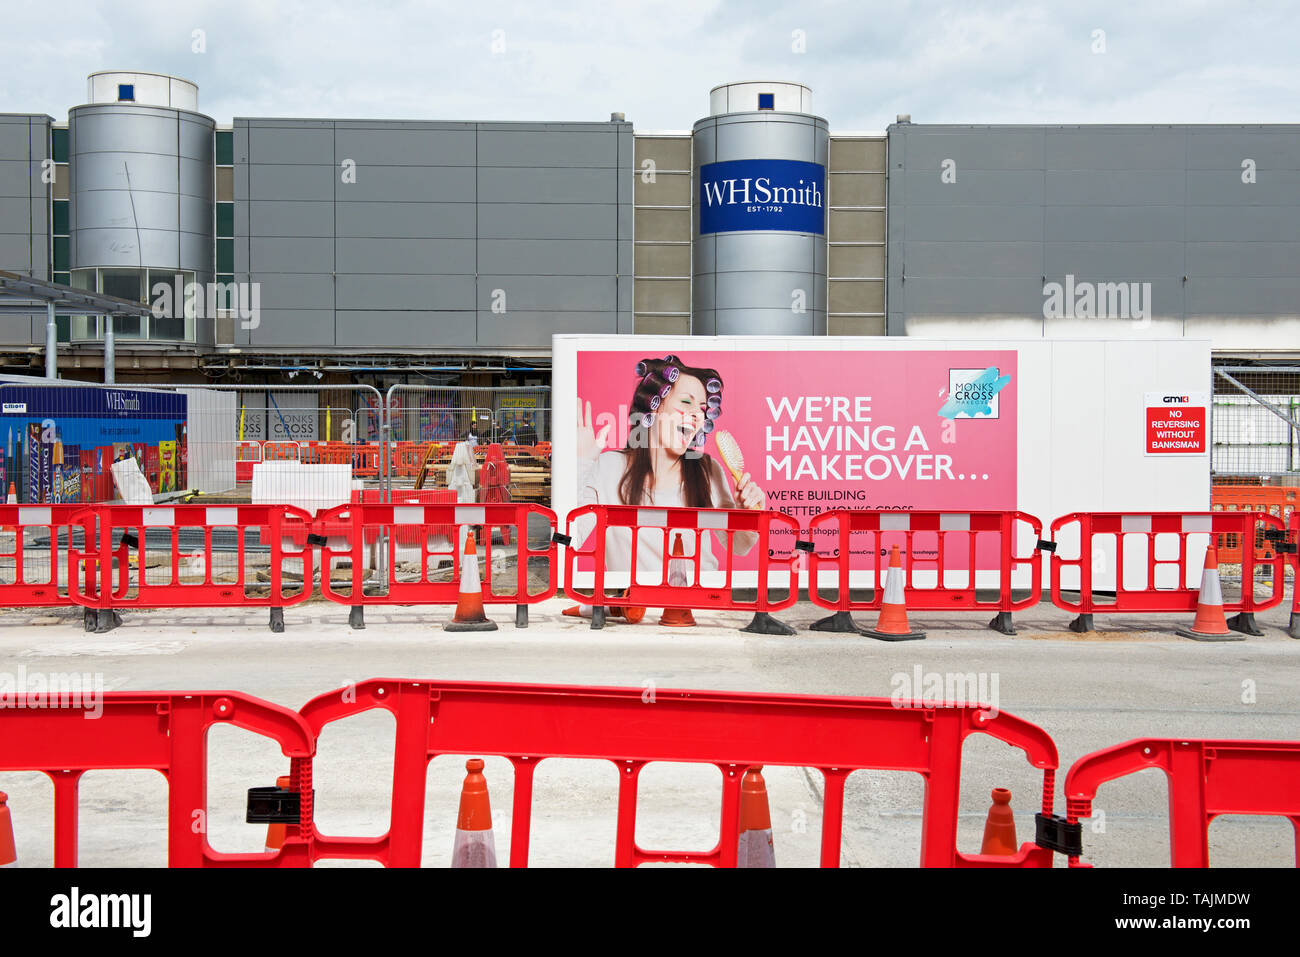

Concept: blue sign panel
[[699, 159, 825, 235]]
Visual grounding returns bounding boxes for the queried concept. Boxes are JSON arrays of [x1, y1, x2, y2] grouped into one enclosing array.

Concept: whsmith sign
[[699, 159, 826, 235]]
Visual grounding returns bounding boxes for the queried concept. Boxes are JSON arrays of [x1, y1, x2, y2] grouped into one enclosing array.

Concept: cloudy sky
[[3, 1, 1299, 129]]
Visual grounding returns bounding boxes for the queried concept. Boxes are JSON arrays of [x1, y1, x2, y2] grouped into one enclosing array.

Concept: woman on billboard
[[567, 355, 767, 620]]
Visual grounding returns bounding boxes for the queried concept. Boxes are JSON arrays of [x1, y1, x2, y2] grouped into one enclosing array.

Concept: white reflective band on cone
[[1200, 566, 1223, 607], [461, 547, 481, 592], [883, 564, 905, 604], [737, 828, 775, 868], [451, 829, 497, 868]]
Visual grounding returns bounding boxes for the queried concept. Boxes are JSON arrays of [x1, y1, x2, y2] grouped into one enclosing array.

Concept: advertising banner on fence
[[570, 348, 1017, 573]]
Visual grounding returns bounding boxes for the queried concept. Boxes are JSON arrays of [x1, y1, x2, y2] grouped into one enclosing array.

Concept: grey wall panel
[[1044, 205, 1186, 242], [337, 237, 475, 274], [1046, 169, 1187, 206], [900, 204, 1043, 241], [477, 203, 617, 240], [1187, 278, 1300, 315], [249, 237, 334, 273], [249, 164, 334, 202], [74, 227, 182, 268], [475, 275, 616, 312], [250, 201, 335, 238], [1186, 242, 1300, 277], [335, 165, 476, 202], [476, 129, 620, 167], [477, 239, 616, 275], [1044, 131, 1186, 169], [0, 235, 33, 271], [477, 166, 615, 203], [1186, 205, 1300, 241], [251, 274, 336, 310], [904, 169, 1044, 206], [336, 310, 478, 348], [0, 162, 30, 196], [897, 130, 1045, 170], [1184, 131, 1300, 168], [1186, 169, 1300, 204], [247, 308, 334, 346], [247, 126, 334, 164], [333, 127, 476, 166], [906, 241, 1043, 277], [335, 201, 474, 239], [1044, 242, 1185, 277], [336, 274, 475, 310], [73, 153, 179, 191], [476, 310, 617, 344]]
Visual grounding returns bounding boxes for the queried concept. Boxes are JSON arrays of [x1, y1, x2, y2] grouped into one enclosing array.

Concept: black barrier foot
[[84, 609, 96, 633], [988, 611, 1016, 635], [93, 609, 120, 634], [1176, 627, 1246, 642], [809, 610, 863, 634], [1290, 612, 1300, 640], [269, 607, 285, 634], [741, 612, 796, 636], [590, 606, 606, 630], [863, 627, 926, 642], [1226, 612, 1264, 637], [515, 605, 528, 629], [1068, 614, 1094, 633], [349, 606, 365, 630]]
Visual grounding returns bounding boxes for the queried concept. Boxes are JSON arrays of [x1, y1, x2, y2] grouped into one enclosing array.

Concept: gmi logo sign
[[699, 159, 826, 235]]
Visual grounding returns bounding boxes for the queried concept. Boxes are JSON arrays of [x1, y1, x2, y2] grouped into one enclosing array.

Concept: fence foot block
[[269, 607, 285, 633], [88, 609, 121, 634], [1068, 614, 1094, 633], [83, 609, 96, 633], [741, 612, 796, 636], [1176, 627, 1246, 642], [515, 604, 528, 628], [863, 627, 925, 642], [349, 606, 365, 630], [987, 611, 1016, 635], [590, 606, 606, 630], [1291, 612, 1300, 640], [1225, 612, 1263, 637], [809, 610, 863, 634]]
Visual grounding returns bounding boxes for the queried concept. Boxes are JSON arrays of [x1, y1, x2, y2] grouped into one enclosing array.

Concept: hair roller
[[635, 360, 648, 376], [705, 378, 722, 394], [664, 365, 680, 383]]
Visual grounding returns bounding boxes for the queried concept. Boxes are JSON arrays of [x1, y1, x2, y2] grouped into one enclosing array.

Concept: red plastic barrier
[[1063, 738, 1300, 867], [352, 487, 457, 546], [313, 502, 557, 624], [68, 504, 316, 632], [0, 691, 315, 867], [807, 509, 1044, 635], [1050, 511, 1287, 633], [234, 441, 262, 483], [0, 504, 96, 609], [564, 504, 802, 633], [296, 679, 1059, 868]]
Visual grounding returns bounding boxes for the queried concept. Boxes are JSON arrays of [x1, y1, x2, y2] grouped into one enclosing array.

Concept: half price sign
[[1145, 392, 1208, 455]]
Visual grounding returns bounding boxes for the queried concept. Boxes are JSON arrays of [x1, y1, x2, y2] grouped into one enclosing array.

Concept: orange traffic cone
[[451, 758, 497, 868], [659, 533, 696, 627], [1176, 545, 1242, 642], [5, 483, 14, 504], [445, 532, 497, 632], [263, 775, 292, 852], [737, 766, 775, 867], [0, 790, 15, 867], [865, 544, 925, 641], [563, 593, 646, 623], [979, 787, 1018, 856]]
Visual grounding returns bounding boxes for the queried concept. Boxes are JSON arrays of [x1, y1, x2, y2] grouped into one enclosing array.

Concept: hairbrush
[[713, 429, 744, 485]]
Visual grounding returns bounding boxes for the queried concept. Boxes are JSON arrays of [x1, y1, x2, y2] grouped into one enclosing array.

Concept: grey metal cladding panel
[[1185, 131, 1300, 168], [713, 117, 825, 164], [1045, 169, 1187, 206], [75, 226, 179, 265], [249, 164, 334, 202], [179, 232, 211, 274], [179, 156, 214, 199], [179, 194, 213, 235], [475, 275, 615, 312], [75, 189, 179, 231], [477, 239, 616, 275], [249, 237, 334, 273], [234, 201, 249, 236], [75, 152, 179, 192], [0, 117, 34, 161], [479, 310, 618, 344], [333, 128, 476, 166], [476, 130, 619, 168], [1186, 278, 1300, 315], [896, 276, 1047, 315], [337, 165, 476, 203], [336, 310, 478, 348], [248, 126, 334, 164], [248, 309, 335, 347], [0, 197, 31, 228], [233, 123, 250, 168], [903, 241, 1042, 277], [692, 123, 716, 166], [1186, 169, 1300, 205], [0, 162, 30, 197], [714, 232, 817, 272], [1187, 242, 1300, 277], [71, 108, 185, 154], [235, 239, 249, 273], [713, 308, 820, 336], [336, 274, 475, 310], [336, 237, 475, 274], [1187, 205, 1300, 241], [477, 203, 617, 240], [178, 116, 215, 160], [477, 166, 615, 203], [1044, 242, 1185, 277], [693, 233, 715, 274], [250, 201, 335, 238], [250, 274, 335, 310], [1044, 205, 1185, 242], [617, 206, 632, 243], [0, 235, 33, 272], [899, 204, 1043, 241], [335, 201, 475, 239], [712, 271, 825, 310], [1045, 130, 1186, 170], [895, 130, 1045, 170], [904, 169, 1044, 205]]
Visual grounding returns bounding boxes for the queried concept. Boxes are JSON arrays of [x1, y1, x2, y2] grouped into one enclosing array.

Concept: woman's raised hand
[[577, 399, 612, 463], [734, 471, 766, 511]]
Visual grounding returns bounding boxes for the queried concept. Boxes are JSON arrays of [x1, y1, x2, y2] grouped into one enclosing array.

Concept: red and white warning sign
[[1145, 392, 1208, 455]]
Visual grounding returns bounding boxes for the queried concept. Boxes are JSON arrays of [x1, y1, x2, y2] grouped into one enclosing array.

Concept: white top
[[573, 450, 757, 581]]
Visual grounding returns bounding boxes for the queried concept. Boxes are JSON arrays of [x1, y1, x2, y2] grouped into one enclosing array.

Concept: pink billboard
[[573, 348, 1017, 573]]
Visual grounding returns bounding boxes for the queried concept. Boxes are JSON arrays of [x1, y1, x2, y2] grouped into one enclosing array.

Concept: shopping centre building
[[2, 72, 1298, 391]]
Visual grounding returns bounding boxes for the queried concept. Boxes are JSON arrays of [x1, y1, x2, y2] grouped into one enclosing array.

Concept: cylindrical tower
[[693, 81, 828, 335], [68, 72, 214, 341]]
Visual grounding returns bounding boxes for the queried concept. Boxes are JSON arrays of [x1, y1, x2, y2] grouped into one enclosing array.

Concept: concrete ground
[[0, 596, 1296, 868]]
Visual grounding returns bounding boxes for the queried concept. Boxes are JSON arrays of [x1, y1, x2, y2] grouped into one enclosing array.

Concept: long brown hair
[[616, 356, 723, 508]]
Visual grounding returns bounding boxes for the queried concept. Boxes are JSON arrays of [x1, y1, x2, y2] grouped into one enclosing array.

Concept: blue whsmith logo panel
[[699, 159, 826, 235]]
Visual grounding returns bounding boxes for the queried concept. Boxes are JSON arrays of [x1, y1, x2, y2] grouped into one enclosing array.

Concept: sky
[[3, 1, 1299, 129]]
